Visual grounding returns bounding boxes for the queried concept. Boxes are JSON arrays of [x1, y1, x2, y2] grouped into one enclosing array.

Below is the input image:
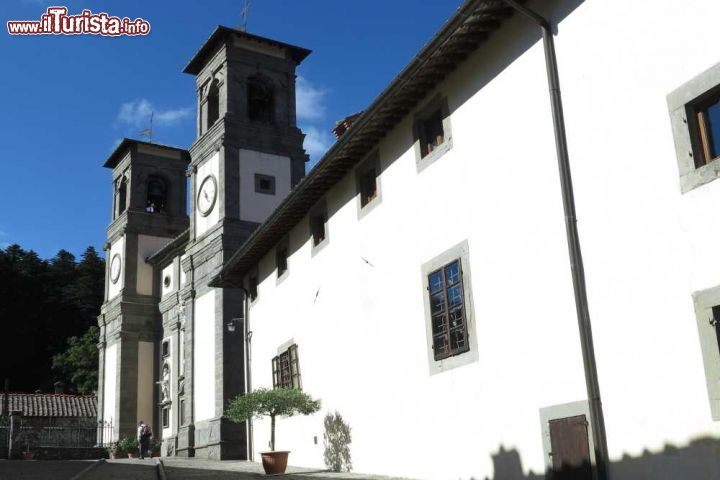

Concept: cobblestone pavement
[[0, 460, 96, 480], [161, 458, 414, 480]]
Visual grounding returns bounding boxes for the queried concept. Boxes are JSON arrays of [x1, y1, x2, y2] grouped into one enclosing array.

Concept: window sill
[[416, 137, 453, 174], [680, 156, 720, 193], [276, 269, 289, 286], [311, 238, 329, 258]]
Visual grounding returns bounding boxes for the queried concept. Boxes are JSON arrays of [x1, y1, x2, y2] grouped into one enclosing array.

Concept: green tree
[[226, 388, 321, 451], [52, 326, 99, 394], [0, 243, 105, 392]]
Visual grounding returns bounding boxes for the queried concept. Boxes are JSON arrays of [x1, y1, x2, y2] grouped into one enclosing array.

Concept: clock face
[[110, 254, 122, 284], [197, 175, 217, 217]]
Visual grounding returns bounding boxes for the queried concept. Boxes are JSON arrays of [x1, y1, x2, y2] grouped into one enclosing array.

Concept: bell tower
[[175, 27, 311, 460], [97, 139, 190, 442]]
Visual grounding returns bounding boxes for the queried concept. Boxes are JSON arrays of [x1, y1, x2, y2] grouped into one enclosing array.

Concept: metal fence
[[0, 416, 8, 451], [1, 417, 113, 450]]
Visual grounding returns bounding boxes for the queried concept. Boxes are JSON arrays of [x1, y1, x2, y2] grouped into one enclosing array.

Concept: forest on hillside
[[0, 244, 104, 394]]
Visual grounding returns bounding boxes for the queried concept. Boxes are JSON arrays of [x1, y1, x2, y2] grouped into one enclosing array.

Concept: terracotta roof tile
[[0, 393, 97, 417]]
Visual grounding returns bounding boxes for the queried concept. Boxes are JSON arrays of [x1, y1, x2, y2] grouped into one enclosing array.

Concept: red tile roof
[[1, 393, 97, 417]]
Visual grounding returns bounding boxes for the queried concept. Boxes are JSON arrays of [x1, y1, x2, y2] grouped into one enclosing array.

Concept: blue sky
[[0, 0, 460, 258]]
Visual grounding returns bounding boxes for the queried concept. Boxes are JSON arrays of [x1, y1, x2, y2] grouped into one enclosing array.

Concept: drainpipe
[[499, 1, 609, 478]]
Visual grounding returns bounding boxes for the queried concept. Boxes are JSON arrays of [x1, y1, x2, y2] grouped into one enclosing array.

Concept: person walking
[[137, 421, 152, 459]]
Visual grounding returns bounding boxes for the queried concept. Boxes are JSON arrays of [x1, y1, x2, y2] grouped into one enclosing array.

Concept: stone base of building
[[176, 424, 195, 457], [191, 417, 247, 460]]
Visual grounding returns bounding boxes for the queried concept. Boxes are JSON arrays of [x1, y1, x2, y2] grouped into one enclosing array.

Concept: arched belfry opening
[[116, 176, 128, 218], [247, 75, 274, 124], [146, 175, 167, 213], [207, 80, 220, 128]]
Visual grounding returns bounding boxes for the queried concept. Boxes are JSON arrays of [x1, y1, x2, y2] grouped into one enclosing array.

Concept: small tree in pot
[[227, 387, 321, 474]]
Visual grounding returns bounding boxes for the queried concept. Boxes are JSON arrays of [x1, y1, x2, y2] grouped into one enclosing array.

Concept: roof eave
[[212, 0, 519, 285]]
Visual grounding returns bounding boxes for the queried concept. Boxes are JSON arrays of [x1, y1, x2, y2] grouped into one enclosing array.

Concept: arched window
[[116, 177, 127, 218], [146, 176, 167, 213], [207, 81, 220, 128], [247, 76, 274, 124]]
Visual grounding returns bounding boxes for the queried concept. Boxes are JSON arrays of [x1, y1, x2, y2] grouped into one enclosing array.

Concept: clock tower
[[174, 27, 311, 459], [97, 139, 190, 443]]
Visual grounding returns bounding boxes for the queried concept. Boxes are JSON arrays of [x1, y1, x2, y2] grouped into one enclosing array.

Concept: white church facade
[[98, 0, 720, 479]]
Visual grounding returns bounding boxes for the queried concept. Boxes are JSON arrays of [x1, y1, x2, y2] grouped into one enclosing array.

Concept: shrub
[[117, 436, 138, 453]]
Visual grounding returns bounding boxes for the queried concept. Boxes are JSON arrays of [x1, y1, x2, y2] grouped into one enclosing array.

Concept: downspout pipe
[[500, 1, 609, 478]]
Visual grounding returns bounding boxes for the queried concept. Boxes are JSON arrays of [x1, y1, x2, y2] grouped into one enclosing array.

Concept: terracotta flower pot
[[110, 451, 128, 459], [261, 451, 290, 474], [22, 452, 34, 461], [127, 453, 137, 459]]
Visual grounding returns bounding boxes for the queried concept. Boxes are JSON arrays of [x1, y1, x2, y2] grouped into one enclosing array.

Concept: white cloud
[[302, 126, 333, 160], [296, 76, 327, 121], [117, 99, 193, 129]]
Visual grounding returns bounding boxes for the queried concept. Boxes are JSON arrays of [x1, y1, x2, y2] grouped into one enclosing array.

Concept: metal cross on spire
[[240, 0, 251, 32], [139, 111, 154, 142]]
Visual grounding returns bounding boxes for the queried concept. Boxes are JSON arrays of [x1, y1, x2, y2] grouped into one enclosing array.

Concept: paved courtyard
[[0, 458, 414, 480]]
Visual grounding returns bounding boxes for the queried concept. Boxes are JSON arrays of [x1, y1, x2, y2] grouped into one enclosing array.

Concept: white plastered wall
[[239, 149, 291, 223], [137, 341, 154, 427], [107, 236, 124, 300], [103, 343, 118, 439], [194, 290, 216, 422], [246, 1, 720, 479], [195, 152, 221, 238]]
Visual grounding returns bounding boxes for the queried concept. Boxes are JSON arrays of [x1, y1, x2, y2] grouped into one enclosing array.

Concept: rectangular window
[[162, 406, 170, 428], [691, 284, 720, 420], [359, 167, 377, 208], [272, 344, 301, 389], [310, 211, 326, 247], [179, 399, 185, 426], [254, 173, 276, 195], [667, 62, 720, 192], [427, 259, 469, 361], [276, 246, 288, 277], [694, 94, 720, 167], [162, 341, 169, 358], [248, 273, 258, 301], [420, 109, 445, 158]]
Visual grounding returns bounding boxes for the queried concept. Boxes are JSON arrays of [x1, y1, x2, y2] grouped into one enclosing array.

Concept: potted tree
[[227, 387, 321, 474]]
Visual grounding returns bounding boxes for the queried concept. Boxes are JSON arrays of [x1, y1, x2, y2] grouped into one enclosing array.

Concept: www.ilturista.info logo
[[7, 7, 151, 36]]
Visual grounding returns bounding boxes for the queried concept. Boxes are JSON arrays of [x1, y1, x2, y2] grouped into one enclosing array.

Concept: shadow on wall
[[483, 438, 720, 480]]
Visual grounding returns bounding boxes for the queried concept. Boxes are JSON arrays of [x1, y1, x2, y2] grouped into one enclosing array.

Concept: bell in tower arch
[[145, 176, 167, 213], [247, 75, 274, 124]]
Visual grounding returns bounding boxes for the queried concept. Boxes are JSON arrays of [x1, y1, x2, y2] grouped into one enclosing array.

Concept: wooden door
[[548, 415, 593, 480]]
